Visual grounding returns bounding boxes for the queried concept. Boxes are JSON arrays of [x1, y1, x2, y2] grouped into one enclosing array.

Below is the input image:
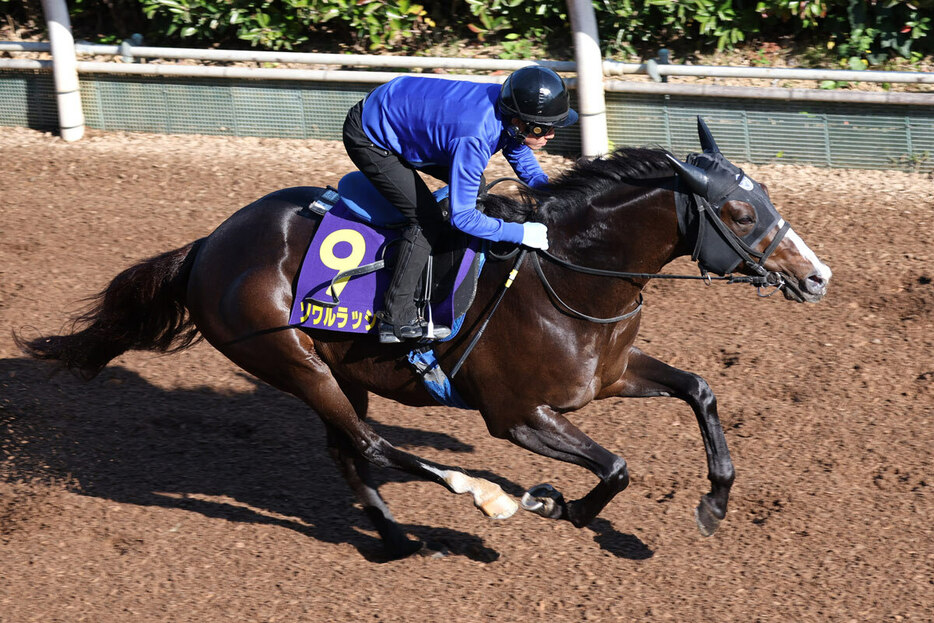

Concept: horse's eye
[[736, 216, 755, 225]]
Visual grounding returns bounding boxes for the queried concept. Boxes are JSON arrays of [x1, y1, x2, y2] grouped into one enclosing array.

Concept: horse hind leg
[[322, 386, 422, 558], [264, 348, 517, 554], [324, 420, 517, 557], [324, 423, 422, 558], [349, 425, 520, 522]]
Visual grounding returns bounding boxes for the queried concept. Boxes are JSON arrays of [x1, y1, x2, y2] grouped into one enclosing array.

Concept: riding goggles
[[526, 123, 555, 138]]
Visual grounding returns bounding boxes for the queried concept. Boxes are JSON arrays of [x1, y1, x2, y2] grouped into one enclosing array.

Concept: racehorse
[[16, 118, 831, 558]]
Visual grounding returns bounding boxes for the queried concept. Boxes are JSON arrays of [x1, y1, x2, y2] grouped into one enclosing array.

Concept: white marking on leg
[[423, 465, 518, 519]]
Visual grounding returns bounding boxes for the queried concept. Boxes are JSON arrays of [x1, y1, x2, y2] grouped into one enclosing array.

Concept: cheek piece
[[685, 153, 785, 276]]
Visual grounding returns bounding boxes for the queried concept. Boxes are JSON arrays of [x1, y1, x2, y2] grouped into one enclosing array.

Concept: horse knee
[[685, 374, 717, 411]]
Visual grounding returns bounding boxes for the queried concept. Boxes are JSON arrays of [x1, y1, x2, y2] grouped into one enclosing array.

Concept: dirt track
[[1, 126, 932, 622]]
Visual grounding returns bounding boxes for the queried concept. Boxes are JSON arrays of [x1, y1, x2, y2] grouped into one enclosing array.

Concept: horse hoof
[[520, 483, 565, 520], [481, 492, 519, 519], [694, 496, 723, 537], [445, 471, 517, 519], [416, 541, 450, 559], [383, 537, 426, 560]]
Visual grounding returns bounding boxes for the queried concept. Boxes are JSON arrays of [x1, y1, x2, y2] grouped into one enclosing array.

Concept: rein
[[530, 239, 786, 324], [530, 196, 790, 320], [536, 246, 773, 285], [482, 176, 787, 326], [531, 253, 643, 324]]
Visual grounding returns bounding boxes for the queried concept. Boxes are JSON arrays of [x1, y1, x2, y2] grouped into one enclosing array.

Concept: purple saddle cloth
[[288, 176, 484, 335]]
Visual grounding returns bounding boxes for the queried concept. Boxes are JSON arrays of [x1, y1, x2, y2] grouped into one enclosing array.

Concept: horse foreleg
[[607, 347, 735, 536], [486, 407, 630, 528]]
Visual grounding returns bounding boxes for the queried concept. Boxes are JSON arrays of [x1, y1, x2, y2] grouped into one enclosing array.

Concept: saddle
[[288, 172, 485, 339]]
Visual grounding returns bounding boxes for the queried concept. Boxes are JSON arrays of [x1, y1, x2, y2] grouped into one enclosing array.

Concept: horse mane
[[481, 147, 675, 223]]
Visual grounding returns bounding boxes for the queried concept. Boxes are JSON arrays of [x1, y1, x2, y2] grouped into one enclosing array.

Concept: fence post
[[566, 0, 608, 157], [40, 0, 85, 141]]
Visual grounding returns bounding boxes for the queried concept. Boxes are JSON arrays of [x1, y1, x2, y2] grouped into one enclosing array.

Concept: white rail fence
[[6, 40, 933, 97]]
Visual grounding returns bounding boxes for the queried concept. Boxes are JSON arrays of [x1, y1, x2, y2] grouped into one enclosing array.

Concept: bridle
[[485, 177, 791, 325], [683, 169, 791, 285]]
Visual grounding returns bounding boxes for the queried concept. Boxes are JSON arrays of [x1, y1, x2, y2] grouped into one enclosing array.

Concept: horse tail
[[14, 239, 206, 380]]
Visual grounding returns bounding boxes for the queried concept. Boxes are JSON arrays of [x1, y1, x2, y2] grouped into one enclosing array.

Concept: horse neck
[[545, 185, 686, 276]]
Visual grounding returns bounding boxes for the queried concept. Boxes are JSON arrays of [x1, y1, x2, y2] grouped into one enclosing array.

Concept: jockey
[[343, 66, 578, 344]]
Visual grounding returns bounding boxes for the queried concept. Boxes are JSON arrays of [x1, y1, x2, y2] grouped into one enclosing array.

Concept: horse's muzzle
[[781, 268, 830, 303]]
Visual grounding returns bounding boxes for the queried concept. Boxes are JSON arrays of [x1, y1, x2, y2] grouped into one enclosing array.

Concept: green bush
[[755, 0, 933, 69], [137, 0, 434, 50], [465, 0, 568, 58], [832, 0, 932, 67], [480, 0, 932, 65], [595, 0, 758, 58], [0, 0, 44, 32], [0, 0, 151, 43], [3, 0, 930, 66]]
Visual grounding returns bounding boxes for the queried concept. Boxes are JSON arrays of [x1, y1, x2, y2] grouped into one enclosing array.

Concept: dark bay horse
[[17, 119, 831, 558]]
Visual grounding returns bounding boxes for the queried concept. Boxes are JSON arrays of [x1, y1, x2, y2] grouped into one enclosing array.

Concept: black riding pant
[[342, 98, 450, 244]]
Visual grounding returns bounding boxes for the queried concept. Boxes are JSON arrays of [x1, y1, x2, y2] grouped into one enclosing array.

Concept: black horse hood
[[682, 151, 782, 275]]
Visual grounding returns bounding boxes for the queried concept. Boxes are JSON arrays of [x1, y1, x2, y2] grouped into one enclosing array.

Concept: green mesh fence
[[2, 70, 932, 172], [0, 70, 58, 130], [607, 93, 934, 172], [78, 74, 371, 138]]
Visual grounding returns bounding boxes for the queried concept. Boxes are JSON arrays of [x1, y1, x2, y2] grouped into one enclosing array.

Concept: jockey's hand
[[521, 222, 549, 250]]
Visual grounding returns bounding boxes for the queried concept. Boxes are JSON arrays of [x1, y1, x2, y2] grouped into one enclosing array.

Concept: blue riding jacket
[[361, 76, 549, 244]]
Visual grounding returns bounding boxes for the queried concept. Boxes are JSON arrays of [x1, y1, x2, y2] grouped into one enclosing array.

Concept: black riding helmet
[[498, 66, 579, 139]]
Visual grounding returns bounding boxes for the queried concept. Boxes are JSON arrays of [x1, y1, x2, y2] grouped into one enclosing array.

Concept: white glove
[[521, 222, 549, 250]]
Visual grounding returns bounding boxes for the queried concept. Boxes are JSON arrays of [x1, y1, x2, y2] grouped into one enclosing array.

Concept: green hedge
[[2, 0, 931, 67], [477, 0, 933, 67]]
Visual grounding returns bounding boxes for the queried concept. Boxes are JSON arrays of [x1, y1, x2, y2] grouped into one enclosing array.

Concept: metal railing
[[3, 40, 933, 103]]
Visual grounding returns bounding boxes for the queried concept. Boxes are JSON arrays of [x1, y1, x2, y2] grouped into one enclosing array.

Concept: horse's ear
[[697, 117, 721, 154], [665, 153, 709, 196]]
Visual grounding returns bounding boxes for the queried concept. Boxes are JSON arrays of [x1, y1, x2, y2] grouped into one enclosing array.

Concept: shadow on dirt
[[0, 357, 652, 562]]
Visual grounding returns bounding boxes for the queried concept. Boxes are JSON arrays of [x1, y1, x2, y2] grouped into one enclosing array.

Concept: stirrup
[[378, 319, 423, 344], [378, 319, 450, 343], [427, 324, 451, 340], [378, 324, 403, 344]]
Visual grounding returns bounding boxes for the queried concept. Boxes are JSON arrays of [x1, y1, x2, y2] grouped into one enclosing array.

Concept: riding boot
[[379, 226, 432, 343]]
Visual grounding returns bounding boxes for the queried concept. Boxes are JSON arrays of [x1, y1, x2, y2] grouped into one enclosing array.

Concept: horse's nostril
[[806, 273, 826, 294]]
